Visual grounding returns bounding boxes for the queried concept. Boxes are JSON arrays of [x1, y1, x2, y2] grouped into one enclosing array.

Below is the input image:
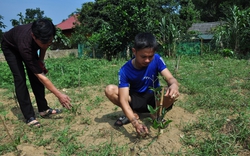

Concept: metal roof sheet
[[188, 21, 223, 34]]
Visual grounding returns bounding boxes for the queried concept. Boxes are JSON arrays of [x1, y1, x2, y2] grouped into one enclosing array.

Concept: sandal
[[40, 108, 62, 118], [27, 117, 41, 127], [114, 115, 130, 127]]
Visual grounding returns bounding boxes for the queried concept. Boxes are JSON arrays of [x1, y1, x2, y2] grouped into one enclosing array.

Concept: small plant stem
[[61, 66, 64, 75], [158, 87, 165, 119], [174, 55, 181, 76], [78, 67, 81, 87], [0, 115, 14, 143]]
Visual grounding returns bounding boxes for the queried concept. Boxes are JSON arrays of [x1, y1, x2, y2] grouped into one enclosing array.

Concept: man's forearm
[[120, 101, 137, 122], [35, 73, 61, 98], [167, 78, 179, 87]]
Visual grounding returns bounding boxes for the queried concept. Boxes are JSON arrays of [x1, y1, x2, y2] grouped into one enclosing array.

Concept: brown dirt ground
[[0, 88, 198, 156]]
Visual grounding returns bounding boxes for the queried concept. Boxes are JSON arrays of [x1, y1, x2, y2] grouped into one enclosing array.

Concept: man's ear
[[132, 48, 136, 55]]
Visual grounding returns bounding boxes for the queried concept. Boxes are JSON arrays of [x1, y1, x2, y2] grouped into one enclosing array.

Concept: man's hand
[[165, 83, 179, 99], [131, 118, 149, 136], [58, 93, 72, 109], [135, 123, 149, 136]]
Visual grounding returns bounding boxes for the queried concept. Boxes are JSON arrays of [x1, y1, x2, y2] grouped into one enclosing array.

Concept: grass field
[[0, 54, 249, 155]]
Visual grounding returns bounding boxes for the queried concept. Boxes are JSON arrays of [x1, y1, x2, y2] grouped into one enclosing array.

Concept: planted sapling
[[147, 86, 173, 137]]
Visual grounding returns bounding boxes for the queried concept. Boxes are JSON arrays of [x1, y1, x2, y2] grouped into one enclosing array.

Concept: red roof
[[56, 15, 79, 30]]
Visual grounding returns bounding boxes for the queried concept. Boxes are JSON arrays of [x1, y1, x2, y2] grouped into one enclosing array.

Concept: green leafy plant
[[143, 75, 173, 136], [220, 48, 234, 57], [147, 105, 172, 130], [147, 86, 173, 137]]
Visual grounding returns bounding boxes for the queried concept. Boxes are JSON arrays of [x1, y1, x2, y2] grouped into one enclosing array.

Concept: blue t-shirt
[[118, 54, 167, 93]]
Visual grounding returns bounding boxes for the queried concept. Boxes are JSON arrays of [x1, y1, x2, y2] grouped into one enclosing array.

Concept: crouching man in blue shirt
[[105, 32, 179, 136]]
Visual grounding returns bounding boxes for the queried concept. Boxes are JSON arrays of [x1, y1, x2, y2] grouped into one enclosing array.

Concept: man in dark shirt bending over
[[1, 19, 72, 127]]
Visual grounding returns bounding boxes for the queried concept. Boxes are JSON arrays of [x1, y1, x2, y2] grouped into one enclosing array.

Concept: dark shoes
[[40, 108, 62, 118], [26, 109, 62, 128], [114, 116, 130, 127], [27, 117, 41, 127]]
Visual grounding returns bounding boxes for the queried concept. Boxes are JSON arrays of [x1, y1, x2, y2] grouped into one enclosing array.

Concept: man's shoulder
[[120, 59, 132, 70], [5, 23, 32, 39], [10, 23, 32, 31], [154, 53, 161, 58]]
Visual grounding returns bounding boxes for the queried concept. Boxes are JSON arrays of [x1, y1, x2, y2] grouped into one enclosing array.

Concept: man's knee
[[105, 84, 117, 96]]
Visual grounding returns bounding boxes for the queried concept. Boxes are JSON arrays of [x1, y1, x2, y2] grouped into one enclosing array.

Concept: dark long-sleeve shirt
[[1, 23, 42, 74]]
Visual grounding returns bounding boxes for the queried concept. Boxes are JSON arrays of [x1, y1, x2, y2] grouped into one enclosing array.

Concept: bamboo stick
[[158, 87, 165, 118]]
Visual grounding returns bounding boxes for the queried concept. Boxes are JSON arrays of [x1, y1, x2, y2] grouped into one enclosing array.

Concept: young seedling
[[147, 86, 173, 138], [144, 76, 173, 137]]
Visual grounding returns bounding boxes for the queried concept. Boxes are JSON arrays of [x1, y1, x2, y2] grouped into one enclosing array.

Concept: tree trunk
[[126, 45, 130, 60], [92, 47, 96, 58]]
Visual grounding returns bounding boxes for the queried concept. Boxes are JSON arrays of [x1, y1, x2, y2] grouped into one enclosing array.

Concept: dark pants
[[129, 91, 156, 113], [2, 45, 49, 121], [129, 91, 174, 113]]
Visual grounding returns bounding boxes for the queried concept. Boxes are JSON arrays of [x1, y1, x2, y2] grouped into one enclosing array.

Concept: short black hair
[[31, 18, 56, 44], [134, 32, 158, 51]]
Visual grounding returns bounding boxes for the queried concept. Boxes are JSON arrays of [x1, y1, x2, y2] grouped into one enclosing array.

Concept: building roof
[[198, 34, 214, 40], [188, 21, 223, 34], [56, 15, 79, 30]]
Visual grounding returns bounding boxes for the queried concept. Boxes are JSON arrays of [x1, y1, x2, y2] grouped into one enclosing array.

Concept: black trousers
[[129, 91, 155, 113], [2, 46, 49, 121]]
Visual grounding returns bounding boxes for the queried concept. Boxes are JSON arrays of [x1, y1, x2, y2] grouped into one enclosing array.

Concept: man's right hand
[[133, 122, 149, 136], [58, 93, 72, 109]]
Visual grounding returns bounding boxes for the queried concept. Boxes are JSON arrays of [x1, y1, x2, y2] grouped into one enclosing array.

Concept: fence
[[177, 41, 201, 55]]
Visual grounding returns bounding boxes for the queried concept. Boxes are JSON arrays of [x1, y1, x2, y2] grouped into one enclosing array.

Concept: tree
[[10, 8, 47, 26], [99, 0, 156, 59], [0, 15, 6, 29], [192, 0, 250, 22], [156, 16, 181, 57], [71, 2, 98, 53], [0, 15, 6, 49], [75, 0, 185, 60], [155, 0, 200, 57], [212, 6, 250, 56], [50, 28, 71, 50], [179, 0, 200, 31]]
